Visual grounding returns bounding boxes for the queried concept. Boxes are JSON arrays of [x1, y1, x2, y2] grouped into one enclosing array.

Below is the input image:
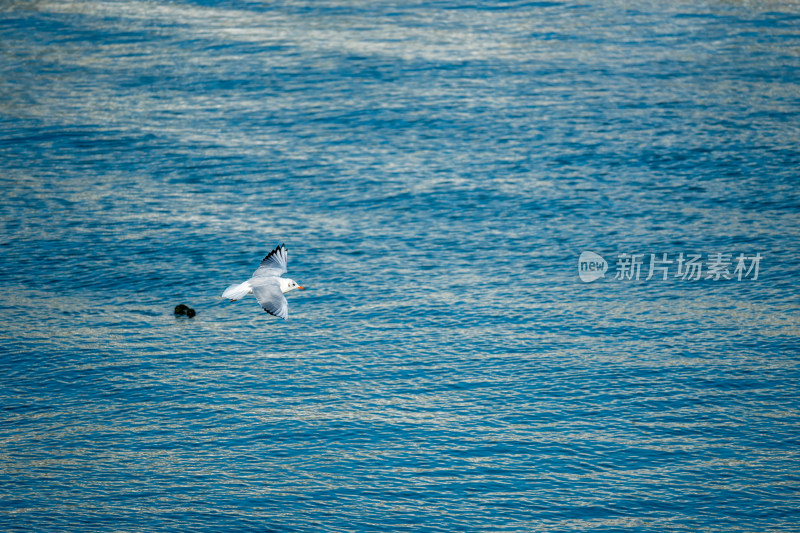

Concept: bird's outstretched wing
[[252, 281, 289, 320], [251, 244, 288, 278]]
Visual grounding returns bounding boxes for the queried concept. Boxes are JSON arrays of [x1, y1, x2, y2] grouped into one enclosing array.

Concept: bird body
[[222, 244, 304, 320]]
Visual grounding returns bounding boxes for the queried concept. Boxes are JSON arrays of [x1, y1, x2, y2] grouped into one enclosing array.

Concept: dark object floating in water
[[174, 304, 196, 318]]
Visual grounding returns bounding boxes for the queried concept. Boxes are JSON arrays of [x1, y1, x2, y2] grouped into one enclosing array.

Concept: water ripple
[[2, 0, 800, 531]]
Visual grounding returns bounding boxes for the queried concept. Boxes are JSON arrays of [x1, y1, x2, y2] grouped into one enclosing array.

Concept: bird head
[[281, 278, 306, 293]]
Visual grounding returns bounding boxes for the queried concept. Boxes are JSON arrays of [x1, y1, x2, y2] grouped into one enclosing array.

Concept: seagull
[[222, 244, 305, 320]]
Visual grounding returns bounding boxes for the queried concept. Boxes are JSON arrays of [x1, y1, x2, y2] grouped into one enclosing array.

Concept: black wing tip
[[261, 243, 286, 262], [262, 306, 288, 320]]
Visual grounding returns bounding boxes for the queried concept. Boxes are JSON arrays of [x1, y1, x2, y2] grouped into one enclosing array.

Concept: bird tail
[[222, 281, 251, 301]]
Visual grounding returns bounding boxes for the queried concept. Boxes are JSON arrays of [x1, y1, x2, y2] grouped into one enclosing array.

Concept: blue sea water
[[1, 0, 800, 531]]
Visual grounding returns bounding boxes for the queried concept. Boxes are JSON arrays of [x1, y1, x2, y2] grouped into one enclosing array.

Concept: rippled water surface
[[2, 0, 800, 531]]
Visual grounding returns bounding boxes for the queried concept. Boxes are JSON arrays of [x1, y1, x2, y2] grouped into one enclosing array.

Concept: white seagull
[[222, 244, 305, 320]]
